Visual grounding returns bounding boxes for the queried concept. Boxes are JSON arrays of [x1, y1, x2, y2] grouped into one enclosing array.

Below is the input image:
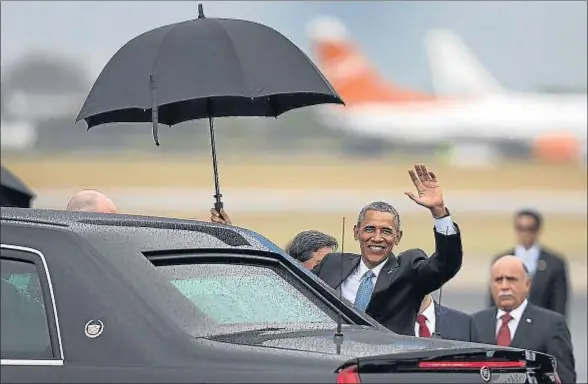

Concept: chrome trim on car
[[0, 359, 63, 366]]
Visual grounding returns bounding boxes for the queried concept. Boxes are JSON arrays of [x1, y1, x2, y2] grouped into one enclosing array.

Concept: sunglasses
[[515, 225, 538, 233]]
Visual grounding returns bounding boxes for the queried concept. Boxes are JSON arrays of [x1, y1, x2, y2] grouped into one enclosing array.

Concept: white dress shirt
[[340, 215, 457, 305], [514, 244, 540, 276], [496, 299, 528, 338], [415, 298, 436, 337], [433, 215, 458, 236], [341, 256, 386, 304]]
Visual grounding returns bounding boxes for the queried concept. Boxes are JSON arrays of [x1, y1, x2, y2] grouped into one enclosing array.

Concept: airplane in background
[[306, 17, 587, 162], [0, 120, 37, 150], [424, 28, 588, 101]]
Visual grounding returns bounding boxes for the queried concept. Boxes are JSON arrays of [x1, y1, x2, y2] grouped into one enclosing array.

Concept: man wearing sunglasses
[[486, 209, 569, 318]]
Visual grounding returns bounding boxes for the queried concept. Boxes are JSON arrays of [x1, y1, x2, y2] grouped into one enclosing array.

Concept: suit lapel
[[372, 255, 399, 294], [329, 255, 360, 289], [530, 250, 549, 294], [364, 255, 399, 314], [510, 305, 535, 347], [480, 309, 499, 344]]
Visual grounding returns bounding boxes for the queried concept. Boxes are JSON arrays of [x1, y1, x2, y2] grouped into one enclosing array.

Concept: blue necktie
[[354, 270, 375, 311]]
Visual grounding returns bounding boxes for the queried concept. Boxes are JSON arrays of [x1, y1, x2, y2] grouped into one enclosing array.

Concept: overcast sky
[[1, 1, 586, 92]]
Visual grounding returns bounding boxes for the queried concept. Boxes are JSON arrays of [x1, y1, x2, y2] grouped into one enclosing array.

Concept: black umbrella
[[76, 4, 344, 212], [1, 165, 36, 208]]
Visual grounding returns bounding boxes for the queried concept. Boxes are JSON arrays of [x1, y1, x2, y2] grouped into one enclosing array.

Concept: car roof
[[0, 207, 299, 341], [0, 207, 278, 253], [0, 207, 379, 345]]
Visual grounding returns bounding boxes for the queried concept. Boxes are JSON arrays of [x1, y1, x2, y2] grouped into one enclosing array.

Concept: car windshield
[[155, 262, 338, 331]]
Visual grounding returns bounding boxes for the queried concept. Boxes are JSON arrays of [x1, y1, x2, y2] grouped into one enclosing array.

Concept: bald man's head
[[490, 255, 531, 312], [66, 190, 117, 214]]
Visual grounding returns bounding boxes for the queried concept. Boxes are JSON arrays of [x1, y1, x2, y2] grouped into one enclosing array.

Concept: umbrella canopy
[[1, 165, 35, 208], [76, 6, 343, 132], [75, 4, 344, 212]]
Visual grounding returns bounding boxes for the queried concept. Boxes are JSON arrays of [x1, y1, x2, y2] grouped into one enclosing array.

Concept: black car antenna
[[333, 216, 345, 355], [432, 225, 450, 339]]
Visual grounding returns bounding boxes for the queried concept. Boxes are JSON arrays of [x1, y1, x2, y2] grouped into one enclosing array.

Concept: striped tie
[[354, 270, 375, 311]]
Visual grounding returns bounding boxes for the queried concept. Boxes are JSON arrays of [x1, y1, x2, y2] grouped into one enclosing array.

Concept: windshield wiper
[[205, 326, 287, 338], [234, 326, 287, 333]]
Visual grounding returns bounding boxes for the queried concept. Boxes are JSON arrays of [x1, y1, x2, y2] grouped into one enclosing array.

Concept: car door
[[0, 243, 65, 382]]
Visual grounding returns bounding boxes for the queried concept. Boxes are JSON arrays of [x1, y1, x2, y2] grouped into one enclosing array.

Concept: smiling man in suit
[[486, 209, 569, 318], [312, 163, 463, 336], [415, 294, 481, 342], [474, 255, 576, 383]]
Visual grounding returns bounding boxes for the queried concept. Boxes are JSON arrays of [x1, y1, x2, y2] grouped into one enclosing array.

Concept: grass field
[[126, 210, 587, 260], [2, 154, 587, 190]]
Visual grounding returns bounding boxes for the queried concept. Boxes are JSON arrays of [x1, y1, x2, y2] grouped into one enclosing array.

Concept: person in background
[[474, 255, 575, 384], [286, 230, 338, 270], [312, 163, 463, 336], [284, 240, 293, 253], [415, 293, 481, 342], [487, 209, 569, 318], [66, 189, 117, 213]]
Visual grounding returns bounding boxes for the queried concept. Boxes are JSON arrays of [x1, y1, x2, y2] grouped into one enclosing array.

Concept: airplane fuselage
[[318, 92, 587, 144]]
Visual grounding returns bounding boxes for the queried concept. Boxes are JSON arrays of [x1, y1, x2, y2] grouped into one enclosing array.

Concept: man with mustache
[[312, 163, 463, 336], [473, 255, 575, 383]]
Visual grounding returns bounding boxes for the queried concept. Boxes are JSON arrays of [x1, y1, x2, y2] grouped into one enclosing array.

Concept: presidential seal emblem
[[84, 319, 104, 338], [480, 366, 491, 382]]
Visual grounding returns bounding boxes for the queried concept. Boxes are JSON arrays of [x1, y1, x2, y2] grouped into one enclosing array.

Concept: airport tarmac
[[29, 187, 588, 292], [31, 188, 587, 214]]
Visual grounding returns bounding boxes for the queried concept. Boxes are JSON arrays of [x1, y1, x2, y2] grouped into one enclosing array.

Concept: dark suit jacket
[[487, 247, 569, 318], [312, 224, 462, 336], [473, 303, 576, 384], [434, 301, 481, 343]]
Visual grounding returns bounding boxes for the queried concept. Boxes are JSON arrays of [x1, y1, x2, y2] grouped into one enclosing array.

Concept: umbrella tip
[[198, 3, 205, 19]]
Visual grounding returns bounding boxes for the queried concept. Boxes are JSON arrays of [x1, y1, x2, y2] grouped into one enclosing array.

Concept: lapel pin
[[526, 318, 532, 323], [538, 260, 547, 271]]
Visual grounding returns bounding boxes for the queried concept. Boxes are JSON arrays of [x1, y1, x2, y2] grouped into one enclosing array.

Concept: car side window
[[158, 262, 336, 326], [1, 253, 53, 360]]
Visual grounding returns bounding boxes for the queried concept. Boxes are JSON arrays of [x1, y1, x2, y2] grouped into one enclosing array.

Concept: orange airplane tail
[[307, 17, 435, 106]]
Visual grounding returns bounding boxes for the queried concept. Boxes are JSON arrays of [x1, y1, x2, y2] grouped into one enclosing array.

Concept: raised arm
[[413, 216, 463, 294], [404, 164, 463, 293]]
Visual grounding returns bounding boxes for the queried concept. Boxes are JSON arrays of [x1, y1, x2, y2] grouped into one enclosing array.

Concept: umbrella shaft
[[208, 117, 221, 202]]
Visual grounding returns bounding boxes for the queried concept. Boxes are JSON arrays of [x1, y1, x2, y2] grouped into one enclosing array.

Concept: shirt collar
[[516, 243, 540, 254], [358, 257, 387, 279], [497, 299, 528, 321]]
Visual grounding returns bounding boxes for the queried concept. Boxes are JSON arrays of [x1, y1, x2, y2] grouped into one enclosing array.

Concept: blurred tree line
[[2, 51, 387, 157]]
